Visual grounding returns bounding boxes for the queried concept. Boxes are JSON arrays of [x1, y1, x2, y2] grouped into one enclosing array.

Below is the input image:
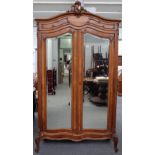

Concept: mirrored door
[[46, 33, 72, 129], [83, 33, 110, 129]]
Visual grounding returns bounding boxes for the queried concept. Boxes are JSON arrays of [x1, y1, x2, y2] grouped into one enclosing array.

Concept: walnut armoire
[[35, 1, 121, 153]]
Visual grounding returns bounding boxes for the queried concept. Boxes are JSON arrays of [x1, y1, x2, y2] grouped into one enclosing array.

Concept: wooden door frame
[[35, 8, 120, 152]]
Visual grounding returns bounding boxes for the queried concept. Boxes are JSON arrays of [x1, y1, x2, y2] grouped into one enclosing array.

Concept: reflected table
[[83, 77, 109, 106]]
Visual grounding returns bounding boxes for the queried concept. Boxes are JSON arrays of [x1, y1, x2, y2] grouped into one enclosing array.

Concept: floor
[[47, 76, 72, 129], [47, 76, 108, 129]]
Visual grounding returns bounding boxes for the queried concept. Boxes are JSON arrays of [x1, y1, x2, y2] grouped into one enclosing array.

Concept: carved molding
[[68, 16, 89, 27], [67, 0, 87, 17]]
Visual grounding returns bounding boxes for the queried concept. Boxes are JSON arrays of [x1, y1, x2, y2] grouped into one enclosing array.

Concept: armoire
[[35, 1, 121, 153]]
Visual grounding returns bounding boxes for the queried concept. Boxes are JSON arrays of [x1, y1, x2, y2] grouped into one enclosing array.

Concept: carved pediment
[[68, 16, 89, 27]]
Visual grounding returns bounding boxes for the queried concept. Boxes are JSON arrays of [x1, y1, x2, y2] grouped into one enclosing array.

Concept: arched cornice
[[36, 12, 120, 32]]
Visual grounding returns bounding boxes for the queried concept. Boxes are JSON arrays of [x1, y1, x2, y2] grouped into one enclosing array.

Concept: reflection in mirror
[[83, 33, 110, 129], [46, 33, 72, 129]]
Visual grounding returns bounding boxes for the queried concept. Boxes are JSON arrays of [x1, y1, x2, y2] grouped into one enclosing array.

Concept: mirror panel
[[46, 33, 72, 129], [83, 33, 110, 129]]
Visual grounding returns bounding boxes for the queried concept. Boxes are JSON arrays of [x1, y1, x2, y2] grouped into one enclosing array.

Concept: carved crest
[[67, 1, 87, 17]]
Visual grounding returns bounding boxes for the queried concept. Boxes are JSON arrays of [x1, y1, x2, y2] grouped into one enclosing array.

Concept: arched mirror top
[[36, 1, 121, 33]]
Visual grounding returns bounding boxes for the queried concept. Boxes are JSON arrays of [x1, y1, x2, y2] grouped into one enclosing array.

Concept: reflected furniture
[[83, 77, 108, 106], [35, 1, 121, 153], [47, 69, 57, 95], [33, 77, 38, 118], [33, 89, 37, 119], [118, 56, 122, 66]]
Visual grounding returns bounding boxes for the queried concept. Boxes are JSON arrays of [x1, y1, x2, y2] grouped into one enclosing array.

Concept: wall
[[46, 38, 58, 70], [118, 28, 122, 56], [33, 27, 37, 74], [46, 38, 58, 84]]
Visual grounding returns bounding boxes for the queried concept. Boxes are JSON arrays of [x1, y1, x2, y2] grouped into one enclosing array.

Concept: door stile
[[107, 38, 114, 131], [37, 32, 43, 130], [111, 33, 119, 134], [72, 31, 79, 134], [42, 38, 47, 130], [77, 31, 84, 133]]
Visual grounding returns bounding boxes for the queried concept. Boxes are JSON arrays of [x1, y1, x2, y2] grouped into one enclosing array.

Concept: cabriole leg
[[35, 136, 41, 153], [112, 136, 118, 153]]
